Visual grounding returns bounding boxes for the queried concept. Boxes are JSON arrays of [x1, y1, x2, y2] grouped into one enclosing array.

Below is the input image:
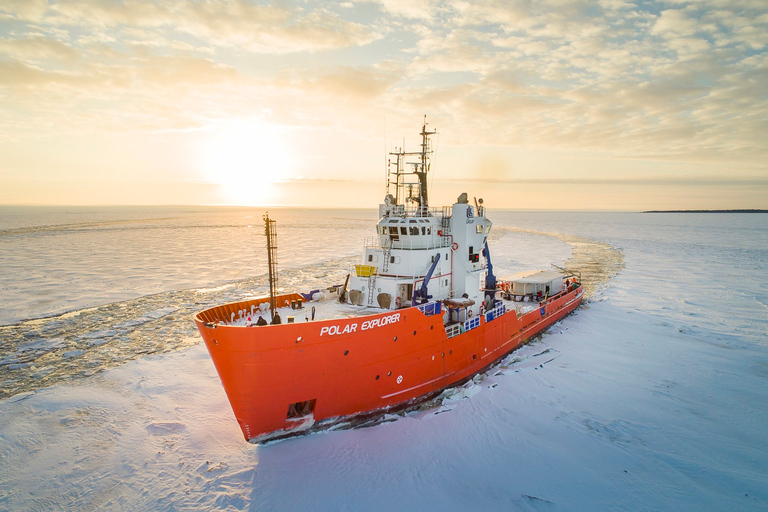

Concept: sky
[[0, 0, 766, 210]]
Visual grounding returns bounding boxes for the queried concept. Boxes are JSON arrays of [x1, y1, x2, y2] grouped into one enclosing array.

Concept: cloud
[[0, 0, 48, 21], [651, 9, 703, 39], [0, 1, 393, 139], [352, 0, 767, 165], [446, 175, 768, 187], [277, 66, 397, 100], [0, 60, 52, 86], [0, 34, 78, 62], [1, 0, 384, 54], [360, 0, 442, 20], [172, 2, 382, 53], [0, 0, 765, 181]]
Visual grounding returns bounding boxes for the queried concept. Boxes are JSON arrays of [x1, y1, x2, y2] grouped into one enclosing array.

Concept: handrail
[[464, 316, 480, 332], [381, 205, 449, 218], [445, 315, 480, 339], [484, 302, 506, 323], [445, 323, 462, 339], [364, 236, 452, 251]]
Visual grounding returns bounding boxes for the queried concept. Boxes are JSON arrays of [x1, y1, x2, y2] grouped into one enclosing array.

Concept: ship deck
[[194, 281, 583, 444], [220, 288, 559, 328]]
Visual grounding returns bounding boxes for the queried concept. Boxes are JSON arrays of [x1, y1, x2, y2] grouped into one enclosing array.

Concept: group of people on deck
[[247, 312, 281, 326]]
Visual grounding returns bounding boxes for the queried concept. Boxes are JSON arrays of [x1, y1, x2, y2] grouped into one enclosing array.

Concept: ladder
[[367, 275, 377, 306], [441, 206, 452, 234], [382, 239, 392, 273]]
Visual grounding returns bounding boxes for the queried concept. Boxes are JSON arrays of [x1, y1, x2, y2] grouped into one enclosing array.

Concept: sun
[[200, 121, 295, 204]]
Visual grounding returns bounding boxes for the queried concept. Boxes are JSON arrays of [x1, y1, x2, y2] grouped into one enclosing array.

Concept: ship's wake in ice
[[261, 229, 624, 436], [0, 229, 622, 403], [2, 209, 765, 512], [502, 227, 625, 300], [347, 228, 624, 422], [0, 257, 357, 400]]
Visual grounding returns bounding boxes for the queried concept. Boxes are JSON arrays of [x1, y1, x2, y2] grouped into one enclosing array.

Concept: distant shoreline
[[643, 209, 768, 213]]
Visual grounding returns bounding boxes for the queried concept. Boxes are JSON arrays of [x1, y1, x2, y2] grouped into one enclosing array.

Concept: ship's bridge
[[375, 205, 451, 250], [376, 216, 447, 250], [346, 199, 493, 312]]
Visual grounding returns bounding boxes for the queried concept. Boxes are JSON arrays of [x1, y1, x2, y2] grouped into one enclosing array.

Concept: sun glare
[[201, 121, 295, 204]]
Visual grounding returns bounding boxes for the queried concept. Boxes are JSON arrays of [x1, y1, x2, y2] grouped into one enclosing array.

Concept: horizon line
[[3, 203, 765, 213]]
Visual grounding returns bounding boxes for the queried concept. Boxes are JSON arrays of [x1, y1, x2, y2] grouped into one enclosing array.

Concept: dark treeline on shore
[[643, 209, 767, 213]]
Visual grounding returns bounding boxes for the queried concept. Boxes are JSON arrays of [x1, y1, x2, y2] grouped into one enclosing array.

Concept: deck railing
[[484, 302, 506, 323], [465, 316, 480, 332], [381, 205, 449, 219], [445, 316, 480, 339], [363, 236, 452, 251], [445, 323, 461, 338]]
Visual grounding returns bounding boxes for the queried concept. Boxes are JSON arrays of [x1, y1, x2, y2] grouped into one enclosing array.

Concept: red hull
[[195, 286, 584, 443]]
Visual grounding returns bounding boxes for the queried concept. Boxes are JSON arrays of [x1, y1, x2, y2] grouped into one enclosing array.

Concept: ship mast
[[416, 116, 435, 209], [264, 213, 278, 321], [386, 116, 436, 214]]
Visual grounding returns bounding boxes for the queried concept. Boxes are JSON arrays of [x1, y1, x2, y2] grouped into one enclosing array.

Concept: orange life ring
[[451, 242, 459, 250], [395, 296, 402, 308], [468, 309, 473, 318]]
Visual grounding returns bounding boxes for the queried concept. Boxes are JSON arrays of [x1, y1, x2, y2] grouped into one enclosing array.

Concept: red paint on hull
[[194, 286, 584, 443]]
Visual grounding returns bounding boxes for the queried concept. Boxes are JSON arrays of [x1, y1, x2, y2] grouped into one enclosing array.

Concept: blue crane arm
[[484, 241, 496, 291], [412, 253, 441, 306]]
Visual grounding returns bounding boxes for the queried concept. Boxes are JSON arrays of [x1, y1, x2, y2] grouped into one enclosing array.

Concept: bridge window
[[400, 227, 407, 235], [410, 226, 419, 235]]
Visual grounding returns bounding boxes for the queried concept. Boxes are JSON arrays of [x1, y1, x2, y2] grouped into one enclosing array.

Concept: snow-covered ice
[[1, 207, 766, 511]]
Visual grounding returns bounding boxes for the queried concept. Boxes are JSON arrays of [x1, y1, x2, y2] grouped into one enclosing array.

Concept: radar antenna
[[386, 116, 437, 214]]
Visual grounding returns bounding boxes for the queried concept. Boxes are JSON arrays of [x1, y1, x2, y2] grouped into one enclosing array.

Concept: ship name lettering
[[320, 323, 358, 336], [361, 313, 401, 331], [319, 313, 401, 337]]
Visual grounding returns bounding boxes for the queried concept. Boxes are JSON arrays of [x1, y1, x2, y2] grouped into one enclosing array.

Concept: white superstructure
[[345, 118, 493, 318]]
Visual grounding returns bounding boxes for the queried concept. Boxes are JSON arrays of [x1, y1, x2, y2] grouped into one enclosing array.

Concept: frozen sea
[[0, 206, 766, 511]]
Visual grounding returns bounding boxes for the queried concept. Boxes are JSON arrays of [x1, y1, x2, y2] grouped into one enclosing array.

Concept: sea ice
[[1, 209, 766, 511]]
